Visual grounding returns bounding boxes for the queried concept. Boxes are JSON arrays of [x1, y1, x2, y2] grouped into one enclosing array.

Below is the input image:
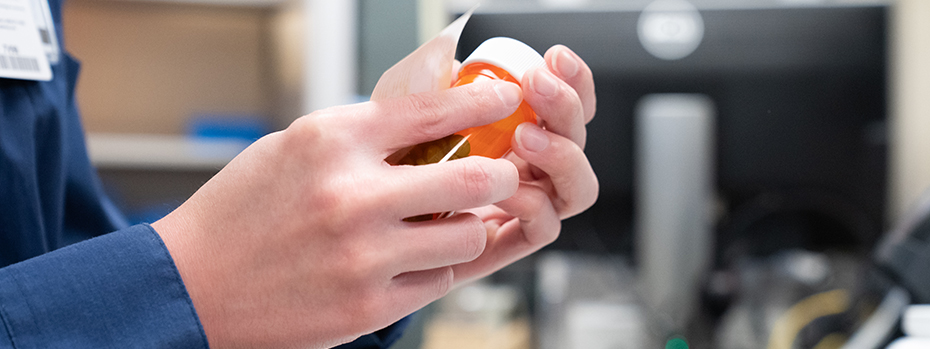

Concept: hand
[[451, 45, 599, 285], [152, 80, 525, 348]]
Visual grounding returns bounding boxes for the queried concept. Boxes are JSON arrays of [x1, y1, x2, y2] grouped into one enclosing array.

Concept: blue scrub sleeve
[[337, 316, 411, 349], [0, 224, 208, 349], [0, 223, 409, 349]]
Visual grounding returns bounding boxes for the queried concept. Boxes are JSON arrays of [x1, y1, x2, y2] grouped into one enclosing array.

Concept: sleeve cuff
[[0, 224, 209, 348], [335, 315, 411, 349]]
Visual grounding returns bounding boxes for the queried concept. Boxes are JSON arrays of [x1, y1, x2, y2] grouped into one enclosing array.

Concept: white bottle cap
[[903, 305, 930, 337], [461, 37, 546, 83], [887, 338, 930, 349]]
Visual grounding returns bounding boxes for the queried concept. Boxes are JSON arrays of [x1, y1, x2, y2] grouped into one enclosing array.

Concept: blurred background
[[64, 0, 930, 347]]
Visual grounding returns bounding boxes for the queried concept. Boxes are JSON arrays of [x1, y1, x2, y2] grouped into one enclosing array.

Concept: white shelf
[[87, 133, 251, 171], [94, 0, 287, 8]]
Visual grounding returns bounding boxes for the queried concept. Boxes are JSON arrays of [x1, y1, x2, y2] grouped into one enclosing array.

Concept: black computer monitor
[[458, 3, 887, 260]]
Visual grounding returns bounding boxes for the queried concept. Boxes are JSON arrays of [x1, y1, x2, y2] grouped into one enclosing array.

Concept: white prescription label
[[0, 0, 51, 81]]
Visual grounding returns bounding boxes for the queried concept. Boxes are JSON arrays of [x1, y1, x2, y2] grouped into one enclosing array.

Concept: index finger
[[358, 80, 523, 156], [545, 45, 596, 124]]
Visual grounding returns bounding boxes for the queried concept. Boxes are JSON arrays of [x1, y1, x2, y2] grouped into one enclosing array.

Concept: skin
[[152, 45, 597, 349]]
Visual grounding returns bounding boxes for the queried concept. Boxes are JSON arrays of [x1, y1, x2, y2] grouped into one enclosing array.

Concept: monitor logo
[[637, 0, 704, 60]]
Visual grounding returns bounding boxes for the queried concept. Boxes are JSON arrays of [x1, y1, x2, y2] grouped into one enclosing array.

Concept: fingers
[[360, 80, 523, 154], [545, 45, 596, 124], [490, 183, 561, 251], [386, 156, 519, 218], [334, 266, 454, 337], [388, 267, 454, 315], [390, 213, 487, 273], [511, 123, 598, 219], [451, 184, 561, 284], [523, 67, 588, 149], [522, 45, 596, 149]]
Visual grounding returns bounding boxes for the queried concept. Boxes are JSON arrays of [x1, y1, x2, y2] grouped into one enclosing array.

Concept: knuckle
[[530, 214, 562, 246], [576, 126, 588, 149], [557, 162, 600, 219], [538, 221, 561, 245], [430, 267, 455, 299], [311, 185, 354, 230], [346, 288, 384, 327], [586, 96, 597, 118], [288, 106, 361, 150], [532, 222, 562, 246], [401, 93, 453, 139], [285, 110, 337, 151], [456, 160, 496, 205], [287, 111, 325, 138], [580, 176, 600, 211], [549, 141, 576, 165], [459, 215, 487, 261], [517, 188, 561, 246], [581, 62, 594, 82], [333, 244, 380, 285], [311, 176, 382, 231]]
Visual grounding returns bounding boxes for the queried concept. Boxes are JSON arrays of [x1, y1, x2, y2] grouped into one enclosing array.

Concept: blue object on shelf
[[188, 114, 270, 142]]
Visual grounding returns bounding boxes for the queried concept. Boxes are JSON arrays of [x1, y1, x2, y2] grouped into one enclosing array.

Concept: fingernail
[[494, 82, 523, 109], [516, 123, 550, 152], [555, 49, 579, 78], [531, 69, 559, 98]]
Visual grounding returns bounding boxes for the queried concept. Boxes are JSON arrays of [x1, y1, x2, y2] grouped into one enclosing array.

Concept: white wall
[[889, 0, 930, 223], [268, 0, 358, 126]]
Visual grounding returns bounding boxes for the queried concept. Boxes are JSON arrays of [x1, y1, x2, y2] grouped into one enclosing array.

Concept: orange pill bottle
[[393, 37, 546, 166], [391, 37, 545, 221]]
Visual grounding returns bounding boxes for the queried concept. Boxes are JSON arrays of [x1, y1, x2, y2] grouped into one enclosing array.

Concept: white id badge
[[28, 0, 57, 64], [0, 0, 52, 81]]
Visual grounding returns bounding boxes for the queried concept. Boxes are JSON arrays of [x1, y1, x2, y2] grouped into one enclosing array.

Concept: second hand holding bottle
[[391, 37, 546, 221]]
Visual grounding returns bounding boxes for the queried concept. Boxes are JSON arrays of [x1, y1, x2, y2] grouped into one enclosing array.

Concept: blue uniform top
[[0, 1, 406, 347]]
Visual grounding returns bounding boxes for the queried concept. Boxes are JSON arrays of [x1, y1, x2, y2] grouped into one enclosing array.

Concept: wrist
[[152, 211, 224, 346]]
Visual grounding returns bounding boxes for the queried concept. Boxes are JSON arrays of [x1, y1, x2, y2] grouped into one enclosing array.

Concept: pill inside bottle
[[389, 37, 546, 220]]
